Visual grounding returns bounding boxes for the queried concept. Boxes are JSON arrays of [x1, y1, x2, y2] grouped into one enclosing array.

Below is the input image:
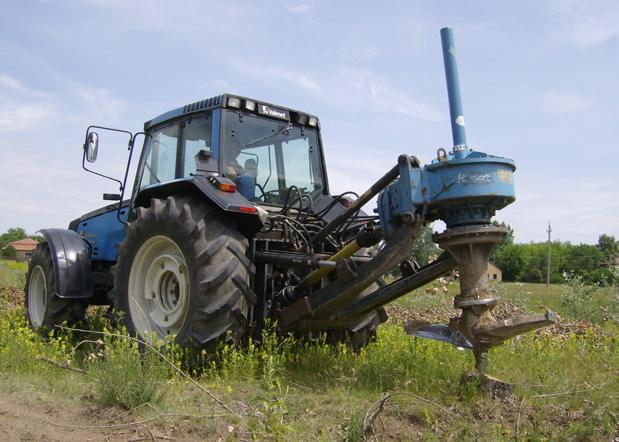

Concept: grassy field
[[0, 261, 617, 441], [0, 259, 26, 289]]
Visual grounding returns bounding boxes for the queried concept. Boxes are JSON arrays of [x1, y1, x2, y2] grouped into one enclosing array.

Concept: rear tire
[[112, 196, 255, 352], [25, 243, 86, 335]]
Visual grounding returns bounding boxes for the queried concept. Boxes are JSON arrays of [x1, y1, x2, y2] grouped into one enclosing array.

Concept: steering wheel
[[254, 183, 267, 201], [261, 189, 281, 203]]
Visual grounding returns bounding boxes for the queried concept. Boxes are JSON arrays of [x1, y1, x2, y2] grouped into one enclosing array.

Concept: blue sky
[[0, 0, 617, 244]]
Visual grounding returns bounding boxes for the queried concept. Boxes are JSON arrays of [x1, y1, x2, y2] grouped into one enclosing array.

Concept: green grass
[[0, 305, 616, 440], [0, 264, 617, 440], [0, 259, 27, 289]]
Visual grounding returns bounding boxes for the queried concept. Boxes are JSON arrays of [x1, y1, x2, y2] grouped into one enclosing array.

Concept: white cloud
[[0, 74, 49, 97], [334, 68, 443, 122], [341, 46, 380, 63], [75, 86, 128, 122], [0, 75, 27, 93], [0, 74, 56, 131], [230, 61, 321, 92], [285, 2, 312, 14], [0, 102, 56, 132], [549, 0, 619, 48], [541, 91, 593, 114]]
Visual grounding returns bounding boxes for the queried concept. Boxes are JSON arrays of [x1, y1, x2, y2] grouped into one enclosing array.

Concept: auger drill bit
[[434, 224, 557, 376]]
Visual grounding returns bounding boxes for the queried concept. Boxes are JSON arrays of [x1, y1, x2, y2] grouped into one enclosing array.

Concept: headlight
[[244, 100, 256, 111], [227, 97, 241, 108]]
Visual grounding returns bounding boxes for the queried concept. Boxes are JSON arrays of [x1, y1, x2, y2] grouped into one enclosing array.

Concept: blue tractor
[[25, 29, 555, 374]]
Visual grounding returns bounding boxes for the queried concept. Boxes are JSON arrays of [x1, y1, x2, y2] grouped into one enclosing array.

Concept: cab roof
[[144, 93, 320, 131]]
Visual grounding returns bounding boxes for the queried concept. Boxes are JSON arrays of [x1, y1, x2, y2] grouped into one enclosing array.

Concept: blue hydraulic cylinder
[[440, 27, 468, 159]]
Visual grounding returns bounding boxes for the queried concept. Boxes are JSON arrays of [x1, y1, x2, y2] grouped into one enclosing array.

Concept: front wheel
[[25, 243, 86, 335], [112, 196, 255, 351]]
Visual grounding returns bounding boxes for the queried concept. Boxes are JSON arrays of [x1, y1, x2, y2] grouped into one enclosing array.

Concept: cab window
[[139, 114, 214, 189], [140, 123, 179, 188], [182, 115, 212, 176]]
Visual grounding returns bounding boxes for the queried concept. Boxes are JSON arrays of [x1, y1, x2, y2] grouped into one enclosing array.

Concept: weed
[[342, 410, 365, 442], [0, 309, 71, 374], [561, 271, 599, 320], [87, 329, 172, 410]]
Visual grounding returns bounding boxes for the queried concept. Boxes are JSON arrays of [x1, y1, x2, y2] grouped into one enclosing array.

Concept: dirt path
[[0, 392, 202, 441], [0, 394, 105, 441]]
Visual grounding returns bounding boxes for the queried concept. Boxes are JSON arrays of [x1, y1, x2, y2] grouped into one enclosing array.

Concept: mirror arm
[[116, 132, 145, 224], [81, 147, 124, 190], [81, 125, 136, 222]]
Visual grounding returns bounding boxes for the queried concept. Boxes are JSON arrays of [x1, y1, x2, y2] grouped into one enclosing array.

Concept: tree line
[[2, 224, 617, 286], [491, 231, 617, 285], [408, 224, 617, 286]]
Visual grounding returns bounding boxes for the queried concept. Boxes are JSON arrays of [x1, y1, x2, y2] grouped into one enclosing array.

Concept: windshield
[[221, 109, 325, 207]]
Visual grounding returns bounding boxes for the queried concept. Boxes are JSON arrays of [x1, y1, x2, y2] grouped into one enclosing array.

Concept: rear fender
[[39, 228, 93, 299], [135, 176, 263, 237]]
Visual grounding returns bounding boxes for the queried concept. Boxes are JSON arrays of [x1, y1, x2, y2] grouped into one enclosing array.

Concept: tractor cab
[[135, 94, 328, 210]]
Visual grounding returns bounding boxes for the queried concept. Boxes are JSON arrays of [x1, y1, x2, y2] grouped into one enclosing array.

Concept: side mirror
[[86, 132, 99, 163]]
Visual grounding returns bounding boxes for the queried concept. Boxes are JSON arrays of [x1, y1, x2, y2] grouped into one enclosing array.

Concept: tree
[[491, 220, 514, 244], [409, 224, 439, 266], [2, 245, 16, 259], [597, 234, 618, 256], [0, 227, 27, 248], [489, 220, 514, 263], [492, 243, 528, 281]]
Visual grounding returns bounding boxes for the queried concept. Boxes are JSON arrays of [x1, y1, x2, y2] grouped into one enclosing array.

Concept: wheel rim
[[28, 265, 47, 327], [128, 235, 190, 342]]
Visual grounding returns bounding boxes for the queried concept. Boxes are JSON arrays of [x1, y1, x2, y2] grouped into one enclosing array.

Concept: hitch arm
[[311, 162, 401, 246], [338, 253, 457, 318], [279, 220, 420, 329]]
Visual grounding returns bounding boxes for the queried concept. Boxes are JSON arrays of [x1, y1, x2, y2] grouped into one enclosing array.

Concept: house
[[4, 238, 38, 262], [603, 255, 618, 270], [486, 262, 502, 282]]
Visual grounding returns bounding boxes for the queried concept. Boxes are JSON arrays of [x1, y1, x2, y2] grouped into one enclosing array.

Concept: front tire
[[112, 196, 255, 351], [25, 243, 86, 335]]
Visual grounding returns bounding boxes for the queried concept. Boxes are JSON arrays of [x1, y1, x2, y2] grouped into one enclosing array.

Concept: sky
[[0, 0, 617, 244]]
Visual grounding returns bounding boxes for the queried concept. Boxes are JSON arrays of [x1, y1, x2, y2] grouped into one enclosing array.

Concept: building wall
[[486, 263, 502, 282], [15, 250, 32, 262]]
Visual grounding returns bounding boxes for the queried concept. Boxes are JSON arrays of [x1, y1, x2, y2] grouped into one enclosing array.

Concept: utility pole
[[546, 222, 552, 286]]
